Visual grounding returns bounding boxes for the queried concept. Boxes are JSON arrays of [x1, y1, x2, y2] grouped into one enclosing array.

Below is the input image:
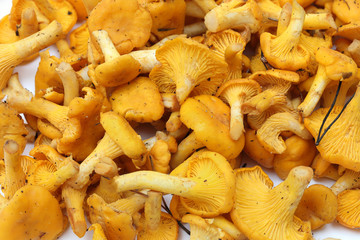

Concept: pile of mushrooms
[[0, 0, 360, 239]]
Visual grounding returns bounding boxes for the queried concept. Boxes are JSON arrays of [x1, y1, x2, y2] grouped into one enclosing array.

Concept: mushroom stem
[[170, 131, 205, 169], [113, 171, 200, 197], [273, 166, 313, 214], [3, 139, 26, 199], [128, 49, 158, 73], [230, 96, 246, 140], [56, 62, 79, 106], [68, 133, 124, 189], [184, 21, 207, 37], [62, 184, 88, 238], [56, 39, 75, 58], [0, 20, 62, 90], [298, 66, 331, 117], [92, 30, 120, 62], [145, 191, 162, 231], [193, 0, 218, 13]]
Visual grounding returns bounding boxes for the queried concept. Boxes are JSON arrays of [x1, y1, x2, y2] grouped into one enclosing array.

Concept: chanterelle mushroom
[[113, 150, 236, 217], [231, 166, 313, 240], [170, 95, 245, 169], [260, 0, 310, 71], [88, 0, 152, 54], [0, 185, 64, 240], [304, 85, 360, 171], [149, 37, 227, 104], [0, 20, 62, 91]]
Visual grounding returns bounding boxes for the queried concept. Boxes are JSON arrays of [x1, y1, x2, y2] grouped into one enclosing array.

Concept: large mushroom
[[230, 166, 313, 240], [304, 86, 360, 171], [113, 150, 236, 217]]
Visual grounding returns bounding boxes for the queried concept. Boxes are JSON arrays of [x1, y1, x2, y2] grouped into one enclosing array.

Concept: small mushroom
[[216, 79, 261, 140], [298, 47, 358, 117], [204, 0, 263, 33], [88, 0, 152, 54], [241, 69, 299, 115], [110, 77, 164, 123], [331, 169, 360, 195], [230, 166, 313, 240], [295, 184, 337, 230], [170, 95, 245, 169], [260, 0, 310, 71], [273, 135, 317, 179], [256, 112, 312, 154], [91, 30, 142, 87], [149, 37, 227, 104], [336, 189, 360, 228]]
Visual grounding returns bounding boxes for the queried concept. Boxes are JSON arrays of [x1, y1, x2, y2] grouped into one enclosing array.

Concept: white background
[[0, 1, 358, 239]]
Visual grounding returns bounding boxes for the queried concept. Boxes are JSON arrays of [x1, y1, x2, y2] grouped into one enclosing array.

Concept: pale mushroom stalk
[[204, 0, 262, 33], [193, 0, 218, 13], [144, 191, 162, 231], [348, 39, 360, 66], [3, 74, 81, 143], [183, 21, 207, 37], [68, 133, 123, 188], [92, 30, 120, 62], [229, 96, 246, 139], [114, 171, 212, 199], [3, 139, 26, 199], [0, 20, 62, 90], [56, 62, 79, 106], [62, 184, 88, 238], [331, 170, 360, 195], [128, 49, 158, 73], [170, 132, 205, 169], [224, 43, 243, 80], [186, 1, 206, 18], [298, 66, 331, 116]]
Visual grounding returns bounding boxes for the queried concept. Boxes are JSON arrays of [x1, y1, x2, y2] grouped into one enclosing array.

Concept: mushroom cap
[[304, 90, 360, 171], [332, 0, 360, 24], [100, 111, 146, 160], [230, 166, 313, 240], [0, 103, 28, 159], [0, 185, 64, 240], [149, 37, 227, 104], [137, 212, 179, 240], [336, 189, 360, 228], [94, 54, 141, 87], [180, 95, 245, 159], [273, 135, 317, 179], [256, 112, 312, 154], [88, 0, 152, 54], [205, 29, 249, 60], [34, 0, 77, 34], [315, 47, 358, 82], [87, 193, 137, 240], [216, 78, 261, 105], [295, 184, 338, 230], [69, 22, 89, 56], [334, 21, 360, 41], [138, 0, 186, 40], [110, 77, 164, 123], [249, 69, 300, 91]]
